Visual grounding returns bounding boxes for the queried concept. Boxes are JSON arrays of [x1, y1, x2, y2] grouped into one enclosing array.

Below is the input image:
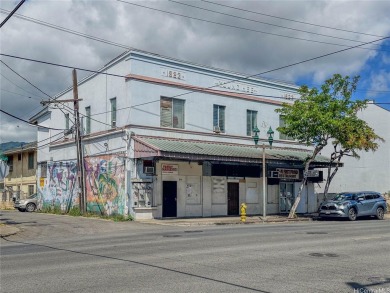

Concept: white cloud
[[369, 70, 390, 92], [1, 0, 390, 142]]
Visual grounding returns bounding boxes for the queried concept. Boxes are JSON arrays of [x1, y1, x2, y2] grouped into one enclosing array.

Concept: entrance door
[[279, 182, 294, 213], [227, 183, 239, 215], [163, 181, 177, 217]]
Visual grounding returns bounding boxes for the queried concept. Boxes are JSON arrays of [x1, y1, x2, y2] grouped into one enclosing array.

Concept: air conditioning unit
[[213, 126, 221, 133], [144, 167, 155, 174], [270, 171, 279, 178]]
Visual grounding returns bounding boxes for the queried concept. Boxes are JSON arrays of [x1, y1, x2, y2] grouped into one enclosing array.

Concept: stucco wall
[[318, 104, 390, 194]]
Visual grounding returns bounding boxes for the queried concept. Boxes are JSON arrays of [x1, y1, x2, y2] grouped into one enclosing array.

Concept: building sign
[[214, 79, 259, 94], [276, 168, 300, 179], [306, 170, 319, 177], [162, 164, 179, 175], [161, 68, 186, 80], [280, 92, 297, 100]]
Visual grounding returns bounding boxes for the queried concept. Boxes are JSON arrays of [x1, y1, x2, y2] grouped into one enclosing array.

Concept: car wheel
[[348, 208, 357, 221], [376, 207, 384, 220], [26, 203, 36, 212]]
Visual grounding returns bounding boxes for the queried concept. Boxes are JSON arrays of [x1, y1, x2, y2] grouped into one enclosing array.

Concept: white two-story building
[[31, 50, 328, 219]]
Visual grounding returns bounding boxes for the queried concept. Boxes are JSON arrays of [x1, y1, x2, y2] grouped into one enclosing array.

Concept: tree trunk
[[323, 155, 342, 201], [323, 163, 334, 201], [288, 147, 321, 218]]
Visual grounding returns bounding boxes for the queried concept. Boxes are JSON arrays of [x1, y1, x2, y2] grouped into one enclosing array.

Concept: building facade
[[317, 103, 390, 196], [31, 50, 327, 219], [0, 142, 37, 209]]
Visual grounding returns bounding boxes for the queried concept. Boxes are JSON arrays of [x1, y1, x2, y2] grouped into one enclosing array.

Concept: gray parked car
[[319, 191, 387, 221], [14, 193, 38, 212]]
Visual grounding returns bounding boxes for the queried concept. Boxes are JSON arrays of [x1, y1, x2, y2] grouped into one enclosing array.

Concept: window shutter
[[161, 98, 172, 127], [246, 110, 251, 136], [213, 105, 218, 127], [173, 99, 184, 129], [219, 106, 225, 132]]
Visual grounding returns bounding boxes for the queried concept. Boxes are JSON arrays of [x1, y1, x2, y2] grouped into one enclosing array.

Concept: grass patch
[[68, 206, 82, 216], [40, 205, 63, 215], [39, 205, 133, 221]]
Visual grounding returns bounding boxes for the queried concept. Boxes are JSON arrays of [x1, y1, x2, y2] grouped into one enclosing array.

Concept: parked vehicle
[[318, 191, 387, 221], [14, 193, 38, 212]]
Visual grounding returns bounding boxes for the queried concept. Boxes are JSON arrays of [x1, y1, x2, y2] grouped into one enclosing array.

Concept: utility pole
[[40, 70, 86, 214], [72, 69, 86, 214]]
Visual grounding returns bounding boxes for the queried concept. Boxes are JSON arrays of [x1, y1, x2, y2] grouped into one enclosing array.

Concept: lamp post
[[253, 126, 274, 219]]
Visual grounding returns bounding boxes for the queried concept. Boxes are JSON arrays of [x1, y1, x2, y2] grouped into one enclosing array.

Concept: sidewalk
[[138, 214, 313, 226]]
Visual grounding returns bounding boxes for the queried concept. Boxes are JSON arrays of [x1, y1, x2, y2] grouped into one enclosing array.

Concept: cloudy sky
[[1, 0, 389, 143]]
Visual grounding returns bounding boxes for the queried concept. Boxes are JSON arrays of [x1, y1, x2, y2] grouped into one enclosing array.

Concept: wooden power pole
[[40, 70, 86, 214], [72, 69, 86, 214]]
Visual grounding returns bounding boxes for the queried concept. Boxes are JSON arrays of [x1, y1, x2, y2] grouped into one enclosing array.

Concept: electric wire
[[201, 0, 385, 38], [2, 30, 389, 122], [0, 9, 132, 51], [0, 0, 25, 28], [169, 0, 382, 46], [0, 109, 66, 131], [0, 72, 46, 100], [0, 60, 75, 126], [0, 9, 388, 94], [36, 134, 66, 150], [117, 0, 389, 52], [0, 60, 53, 99]]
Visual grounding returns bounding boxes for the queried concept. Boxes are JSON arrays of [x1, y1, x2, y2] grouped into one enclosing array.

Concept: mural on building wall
[[38, 161, 79, 212], [84, 155, 126, 215]]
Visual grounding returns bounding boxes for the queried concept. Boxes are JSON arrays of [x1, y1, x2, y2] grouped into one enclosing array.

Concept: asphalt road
[[1, 210, 389, 293]]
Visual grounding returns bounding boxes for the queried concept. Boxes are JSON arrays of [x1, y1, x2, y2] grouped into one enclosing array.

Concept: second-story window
[[160, 97, 185, 129], [28, 152, 34, 170], [213, 104, 225, 133], [65, 113, 70, 130], [247, 110, 258, 136], [85, 106, 91, 134], [110, 98, 117, 128]]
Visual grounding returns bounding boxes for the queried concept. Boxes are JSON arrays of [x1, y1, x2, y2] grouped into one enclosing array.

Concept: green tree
[[276, 74, 375, 218]]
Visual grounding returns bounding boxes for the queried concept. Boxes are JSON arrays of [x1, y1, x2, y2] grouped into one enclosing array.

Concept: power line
[[201, 0, 385, 38], [2, 30, 389, 118], [0, 0, 25, 28], [0, 9, 132, 51], [36, 134, 66, 150], [117, 0, 389, 52], [0, 60, 52, 99], [0, 109, 67, 131], [1, 10, 387, 96], [0, 88, 42, 101], [0, 72, 46, 99], [169, 0, 382, 46], [0, 60, 76, 126]]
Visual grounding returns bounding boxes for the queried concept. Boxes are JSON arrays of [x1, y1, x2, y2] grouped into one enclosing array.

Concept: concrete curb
[[0, 224, 20, 237], [138, 216, 313, 227]]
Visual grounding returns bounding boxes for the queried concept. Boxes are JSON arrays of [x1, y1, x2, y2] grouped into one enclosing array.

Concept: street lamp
[[253, 126, 274, 219]]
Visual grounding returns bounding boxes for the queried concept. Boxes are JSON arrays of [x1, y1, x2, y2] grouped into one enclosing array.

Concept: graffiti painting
[[39, 160, 79, 211], [84, 155, 127, 215]]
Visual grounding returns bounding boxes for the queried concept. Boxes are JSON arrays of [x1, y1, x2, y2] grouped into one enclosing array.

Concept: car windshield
[[27, 193, 37, 199], [332, 193, 357, 201]]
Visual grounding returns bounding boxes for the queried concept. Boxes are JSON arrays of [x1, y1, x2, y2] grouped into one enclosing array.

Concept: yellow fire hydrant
[[240, 203, 247, 222]]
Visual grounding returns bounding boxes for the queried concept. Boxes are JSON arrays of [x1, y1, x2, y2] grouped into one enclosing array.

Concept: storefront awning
[[133, 136, 334, 168]]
